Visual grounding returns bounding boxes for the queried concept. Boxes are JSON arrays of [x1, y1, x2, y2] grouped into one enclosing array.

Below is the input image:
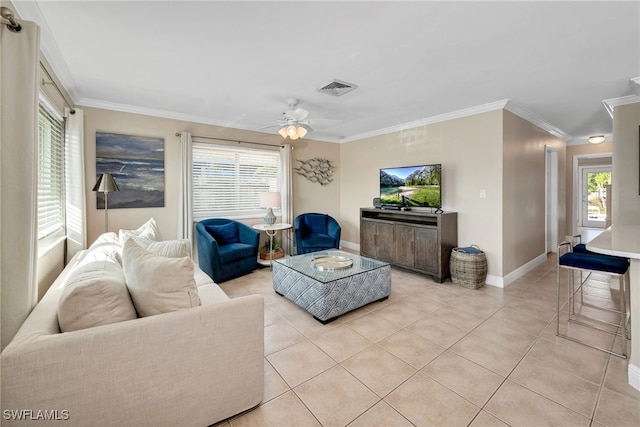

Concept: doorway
[[545, 146, 559, 253], [580, 166, 611, 229]]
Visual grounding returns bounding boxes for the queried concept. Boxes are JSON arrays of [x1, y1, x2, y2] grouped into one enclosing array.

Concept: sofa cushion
[[205, 222, 240, 245], [123, 239, 200, 317], [303, 214, 328, 235], [119, 217, 161, 246], [132, 237, 192, 258], [58, 246, 137, 332]]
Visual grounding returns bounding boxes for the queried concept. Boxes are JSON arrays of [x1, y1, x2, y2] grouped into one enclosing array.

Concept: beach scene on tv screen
[[380, 165, 441, 207]]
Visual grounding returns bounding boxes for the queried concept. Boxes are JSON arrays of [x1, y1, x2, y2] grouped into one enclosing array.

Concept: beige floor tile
[[266, 340, 336, 388], [348, 401, 413, 427], [263, 359, 290, 403], [509, 355, 600, 418], [344, 312, 403, 342], [471, 318, 538, 354], [403, 294, 448, 314], [454, 296, 503, 318], [430, 304, 487, 332], [490, 306, 550, 336], [604, 357, 640, 401], [310, 324, 373, 363], [526, 336, 609, 384], [230, 390, 321, 427], [502, 297, 558, 322], [294, 365, 379, 427], [263, 321, 306, 355], [342, 345, 417, 397], [422, 351, 505, 407], [279, 308, 335, 337], [469, 410, 510, 427], [485, 380, 590, 427], [385, 372, 480, 426], [374, 300, 427, 327], [405, 315, 468, 348], [450, 333, 523, 377], [378, 329, 446, 369], [594, 387, 640, 427], [263, 304, 284, 327]]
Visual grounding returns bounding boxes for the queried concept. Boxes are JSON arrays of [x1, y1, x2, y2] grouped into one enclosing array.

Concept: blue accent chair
[[294, 213, 341, 254], [196, 218, 259, 283]]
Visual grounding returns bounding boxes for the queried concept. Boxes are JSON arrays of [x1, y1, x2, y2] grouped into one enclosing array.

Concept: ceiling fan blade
[[258, 123, 281, 130], [285, 107, 309, 121]]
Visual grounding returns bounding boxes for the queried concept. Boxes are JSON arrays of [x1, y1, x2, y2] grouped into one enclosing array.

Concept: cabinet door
[[375, 222, 396, 262], [395, 224, 415, 268], [360, 220, 377, 258], [414, 227, 438, 274]]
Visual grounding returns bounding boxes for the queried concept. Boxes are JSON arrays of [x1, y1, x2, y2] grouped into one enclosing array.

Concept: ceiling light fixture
[[588, 135, 605, 144], [278, 124, 308, 140]]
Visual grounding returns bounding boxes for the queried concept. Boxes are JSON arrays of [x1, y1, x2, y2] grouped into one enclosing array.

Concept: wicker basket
[[450, 246, 487, 289]]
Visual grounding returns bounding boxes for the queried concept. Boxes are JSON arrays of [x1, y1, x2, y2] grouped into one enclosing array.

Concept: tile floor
[[213, 255, 639, 427]]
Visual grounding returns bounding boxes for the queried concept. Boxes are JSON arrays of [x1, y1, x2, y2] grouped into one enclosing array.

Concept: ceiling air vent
[[317, 79, 358, 97]]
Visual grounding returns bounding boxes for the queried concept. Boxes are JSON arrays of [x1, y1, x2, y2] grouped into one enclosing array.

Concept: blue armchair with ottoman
[[294, 213, 341, 254], [196, 218, 259, 283]]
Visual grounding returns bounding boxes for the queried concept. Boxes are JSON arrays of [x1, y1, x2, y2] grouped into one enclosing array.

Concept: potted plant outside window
[[259, 237, 284, 260]]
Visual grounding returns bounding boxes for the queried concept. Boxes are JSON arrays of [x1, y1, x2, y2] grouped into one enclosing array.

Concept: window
[[37, 102, 65, 239], [192, 143, 280, 220]]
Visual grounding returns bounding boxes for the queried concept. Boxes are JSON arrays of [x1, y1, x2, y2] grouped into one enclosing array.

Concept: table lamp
[[260, 191, 281, 225]]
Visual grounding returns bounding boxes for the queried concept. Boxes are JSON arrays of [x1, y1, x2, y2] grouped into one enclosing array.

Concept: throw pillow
[[205, 222, 240, 245], [122, 239, 200, 317], [58, 252, 137, 332], [132, 237, 192, 258], [118, 217, 161, 246]]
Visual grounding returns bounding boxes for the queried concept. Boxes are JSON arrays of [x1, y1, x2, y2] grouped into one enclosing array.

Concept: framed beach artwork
[[95, 132, 165, 209]]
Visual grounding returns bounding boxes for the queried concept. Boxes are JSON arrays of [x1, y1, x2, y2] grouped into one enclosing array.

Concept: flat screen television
[[379, 164, 442, 208]]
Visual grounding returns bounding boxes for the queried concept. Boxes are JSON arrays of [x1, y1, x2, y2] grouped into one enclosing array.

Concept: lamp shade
[[92, 173, 119, 193], [260, 191, 281, 208]]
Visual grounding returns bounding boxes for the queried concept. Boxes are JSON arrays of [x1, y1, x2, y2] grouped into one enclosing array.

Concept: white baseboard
[[485, 253, 548, 288], [340, 240, 360, 252], [629, 363, 640, 392]]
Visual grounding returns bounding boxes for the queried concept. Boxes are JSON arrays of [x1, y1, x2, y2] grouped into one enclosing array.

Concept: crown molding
[[13, 0, 79, 103], [602, 77, 640, 117], [503, 100, 571, 141], [339, 100, 511, 143]]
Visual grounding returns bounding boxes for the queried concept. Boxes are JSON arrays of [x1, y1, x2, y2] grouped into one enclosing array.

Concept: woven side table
[[450, 246, 487, 289]]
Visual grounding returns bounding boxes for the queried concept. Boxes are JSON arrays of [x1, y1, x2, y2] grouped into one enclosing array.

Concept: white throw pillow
[[132, 237, 192, 258], [122, 239, 200, 317], [58, 249, 137, 332], [118, 217, 161, 246]]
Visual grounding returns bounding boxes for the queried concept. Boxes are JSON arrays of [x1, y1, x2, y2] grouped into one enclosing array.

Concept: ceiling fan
[[262, 98, 341, 140]]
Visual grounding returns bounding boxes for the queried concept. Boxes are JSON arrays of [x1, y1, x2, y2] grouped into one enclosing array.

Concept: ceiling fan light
[[588, 135, 605, 144], [286, 125, 297, 137], [297, 126, 308, 138], [278, 127, 288, 138]]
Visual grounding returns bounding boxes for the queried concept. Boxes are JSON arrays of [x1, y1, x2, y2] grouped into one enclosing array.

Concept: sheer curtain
[[178, 131, 194, 247], [1, 19, 40, 349], [65, 107, 86, 262], [280, 144, 294, 254]]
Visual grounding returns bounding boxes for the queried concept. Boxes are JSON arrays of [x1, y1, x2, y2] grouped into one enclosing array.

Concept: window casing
[[37, 102, 65, 240], [192, 143, 281, 220]]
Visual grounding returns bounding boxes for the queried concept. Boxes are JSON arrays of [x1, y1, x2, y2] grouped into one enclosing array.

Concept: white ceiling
[[14, 1, 640, 143]]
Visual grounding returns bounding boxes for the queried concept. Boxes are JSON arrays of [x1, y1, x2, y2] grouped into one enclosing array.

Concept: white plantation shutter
[[37, 103, 65, 239], [192, 143, 280, 220]]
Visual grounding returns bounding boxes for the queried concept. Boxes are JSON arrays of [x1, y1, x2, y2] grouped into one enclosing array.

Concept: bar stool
[[556, 241, 630, 358]]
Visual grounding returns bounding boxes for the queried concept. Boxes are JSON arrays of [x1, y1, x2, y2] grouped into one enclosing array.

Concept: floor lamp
[[93, 173, 119, 232]]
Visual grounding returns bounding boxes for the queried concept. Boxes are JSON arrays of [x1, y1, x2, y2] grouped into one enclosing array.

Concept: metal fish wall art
[[294, 158, 335, 186]]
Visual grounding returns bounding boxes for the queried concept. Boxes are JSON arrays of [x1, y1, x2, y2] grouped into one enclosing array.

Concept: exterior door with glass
[[581, 166, 611, 228]]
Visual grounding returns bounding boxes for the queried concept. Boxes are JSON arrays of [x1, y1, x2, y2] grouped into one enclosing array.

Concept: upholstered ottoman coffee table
[[272, 250, 391, 323]]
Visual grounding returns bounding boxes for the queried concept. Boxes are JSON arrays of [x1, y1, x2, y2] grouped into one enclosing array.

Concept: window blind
[[192, 143, 280, 220], [37, 103, 65, 239]]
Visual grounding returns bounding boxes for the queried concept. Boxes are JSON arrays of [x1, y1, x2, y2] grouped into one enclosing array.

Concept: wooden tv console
[[360, 208, 458, 283]]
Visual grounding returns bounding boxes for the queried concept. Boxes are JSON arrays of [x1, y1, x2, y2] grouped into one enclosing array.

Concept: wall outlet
[[480, 189, 486, 199]]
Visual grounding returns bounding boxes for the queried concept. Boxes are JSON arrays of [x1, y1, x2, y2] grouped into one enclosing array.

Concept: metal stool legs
[[556, 241, 629, 358]]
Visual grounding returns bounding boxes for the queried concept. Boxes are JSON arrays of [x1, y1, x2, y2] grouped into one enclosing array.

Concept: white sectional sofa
[[1, 230, 264, 426]]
